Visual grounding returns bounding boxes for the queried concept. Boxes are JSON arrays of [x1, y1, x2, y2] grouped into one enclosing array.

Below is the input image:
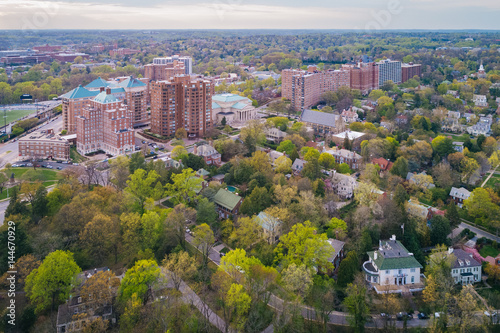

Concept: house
[[443, 111, 462, 132], [363, 235, 423, 293], [371, 157, 393, 172], [406, 199, 429, 220], [213, 188, 243, 219], [255, 211, 283, 244], [300, 109, 345, 136], [380, 121, 393, 131], [449, 187, 471, 208], [330, 130, 369, 150], [196, 168, 210, 179], [160, 156, 182, 169], [473, 94, 488, 108], [395, 114, 408, 125], [452, 142, 464, 152], [328, 239, 346, 273], [267, 150, 285, 165], [325, 148, 362, 170], [292, 158, 306, 174], [406, 171, 435, 189], [194, 144, 222, 166], [211, 174, 225, 184], [467, 115, 493, 136], [330, 171, 357, 199], [341, 109, 359, 124], [56, 268, 115, 333], [447, 90, 459, 98], [450, 248, 482, 284], [265, 127, 287, 143]]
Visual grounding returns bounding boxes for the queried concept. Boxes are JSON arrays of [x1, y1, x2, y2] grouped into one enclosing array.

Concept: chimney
[[193, 145, 198, 155], [374, 252, 378, 260], [100, 87, 105, 92], [391, 235, 396, 241], [106, 87, 111, 95], [448, 247, 454, 254]]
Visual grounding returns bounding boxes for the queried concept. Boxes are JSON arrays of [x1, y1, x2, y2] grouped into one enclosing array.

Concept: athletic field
[[0, 108, 38, 125]]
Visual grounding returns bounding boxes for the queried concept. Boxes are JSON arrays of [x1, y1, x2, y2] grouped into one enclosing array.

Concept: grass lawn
[[438, 132, 469, 142], [485, 174, 500, 188], [4, 167, 61, 181], [70, 147, 87, 163], [479, 245, 500, 258], [0, 108, 37, 124]]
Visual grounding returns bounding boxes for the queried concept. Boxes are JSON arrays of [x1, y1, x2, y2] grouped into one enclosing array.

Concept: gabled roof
[[255, 211, 281, 232], [213, 189, 242, 211], [60, 85, 97, 99], [450, 187, 471, 199], [85, 77, 111, 89], [212, 102, 221, 109], [232, 102, 248, 109], [301, 109, 341, 127], [368, 240, 422, 270], [117, 76, 146, 88], [93, 91, 119, 104]]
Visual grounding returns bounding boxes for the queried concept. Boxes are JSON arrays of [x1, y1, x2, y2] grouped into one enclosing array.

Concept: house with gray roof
[[449, 248, 482, 284], [300, 109, 345, 136], [363, 235, 423, 293], [213, 188, 243, 219], [449, 187, 471, 208], [291, 158, 306, 174]]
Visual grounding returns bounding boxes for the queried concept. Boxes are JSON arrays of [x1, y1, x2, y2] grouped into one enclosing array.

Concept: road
[[0, 116, 63, 168], [459, 220, 500, 243]]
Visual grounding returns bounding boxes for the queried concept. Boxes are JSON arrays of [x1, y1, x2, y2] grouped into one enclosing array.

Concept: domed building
[[212, 93, 257, 125]]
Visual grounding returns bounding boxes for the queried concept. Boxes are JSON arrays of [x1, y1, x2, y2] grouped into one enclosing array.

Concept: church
[[212, 93, 257, 125]]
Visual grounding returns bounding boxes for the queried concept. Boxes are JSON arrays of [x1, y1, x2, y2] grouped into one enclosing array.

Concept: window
[[410, 268, 416, 273]]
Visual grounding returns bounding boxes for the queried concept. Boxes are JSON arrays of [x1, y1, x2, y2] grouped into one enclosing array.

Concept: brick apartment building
[[75, 88, 134, 156], [150, 75, 213, 138], [61, 76, 148, 132], [342, 62, 379, 95], [33, 44, 62, 52], [401, 63, 422, 83], [144, 60, 186, 81], [282, 66, 350, 111], [19, 129, 70, 160]]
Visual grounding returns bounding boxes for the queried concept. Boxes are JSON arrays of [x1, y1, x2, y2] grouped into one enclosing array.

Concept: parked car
[[396, 312, 412, 321], [26, 163, 33, 167], [418, 312, 429, 319], [46, 165, 53, 169], [56, 166, 63, 170]]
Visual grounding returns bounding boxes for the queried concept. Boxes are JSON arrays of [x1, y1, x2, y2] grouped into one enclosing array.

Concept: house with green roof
[[363, 235, 423, 294], [213, 188, 243, 219], [211, 93, 257, 125]]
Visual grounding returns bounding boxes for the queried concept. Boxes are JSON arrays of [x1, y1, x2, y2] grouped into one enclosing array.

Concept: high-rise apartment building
[[152, 55, 192, 74], [144, 60, 186, 81], [282, 66, 350, 112], [343, 62, 379, 95], [61, 76, 148, 132], [150, 75, 213, 138], [401, 63, 422, 83], [376, 59, 402, 86], [75, 88, 134, 156]]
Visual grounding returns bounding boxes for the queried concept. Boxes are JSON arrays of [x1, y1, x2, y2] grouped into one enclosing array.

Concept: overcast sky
[[0, 0, 499, 30]]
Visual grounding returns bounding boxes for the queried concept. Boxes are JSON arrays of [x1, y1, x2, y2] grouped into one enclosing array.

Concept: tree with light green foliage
[[344, 279, 369, 333], [126, 169, 163, 214], [274, 221, 334, 271], [25, 250, 81, 313], [318, 152, 336, 169], [119, 259, 161, 305], [164, 168, 203, 205]]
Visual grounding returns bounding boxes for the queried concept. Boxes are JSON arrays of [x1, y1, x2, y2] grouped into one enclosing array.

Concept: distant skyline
[[0, 0, 499, 31]]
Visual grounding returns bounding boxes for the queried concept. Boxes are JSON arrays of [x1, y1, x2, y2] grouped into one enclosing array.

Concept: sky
[[0, 0, 499, 30]]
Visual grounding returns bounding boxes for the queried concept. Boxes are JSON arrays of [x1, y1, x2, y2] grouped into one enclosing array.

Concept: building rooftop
[[60, 85, 97, 99], [301, 109, 341, 128], [255, 211, 281, 232], [85, 77, 112, 89], [117, 76, 147, 88], [450, 187, 471, 199], [368, 237, 422, 270], [19, 130, 69, 144], [213, 189, 242, 211], [332, 130, 366, 141], [451, 248, 481, 269], [94, 91, 119, 104], [212, 93, 250, 103]]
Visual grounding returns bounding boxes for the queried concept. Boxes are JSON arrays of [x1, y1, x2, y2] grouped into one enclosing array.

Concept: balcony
[[363, 260, 379, 276]]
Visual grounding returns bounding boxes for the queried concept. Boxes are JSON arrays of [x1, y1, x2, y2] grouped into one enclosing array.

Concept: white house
[[450, 248, 482, 284], [473, 94, 488, 108], [291, 158, 306, 174], [363, 235, 423, 293], [449, 186, 471, 208]]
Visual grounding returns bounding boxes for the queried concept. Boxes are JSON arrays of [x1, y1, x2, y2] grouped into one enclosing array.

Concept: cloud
[[0, 0, 498, 30]]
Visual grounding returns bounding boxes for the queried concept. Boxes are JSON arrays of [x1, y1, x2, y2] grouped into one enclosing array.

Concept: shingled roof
[[368, 240, 422, 270], [213, 189, 242, 211]]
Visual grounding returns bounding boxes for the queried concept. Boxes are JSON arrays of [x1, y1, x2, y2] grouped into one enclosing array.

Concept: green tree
[[226, 283, 252, 331], [162, 251, 197, 291], [429, 216, 451, 246], [109, 155, 130, 190], [281, 263, 313, 300], [31, 185, 48, 223], [192, 223, 215, 268], [274, 221, 334, 271], [318, 152, 336, 169], [344, 280, 369, 333], [390, 156, 409, 178], [171, 145, 188, 160], [119, 259, 161, 305], [240, 186, 272, 216], [275, 155, 292, 174], [432, 135, 454, 158], [337, 163, 352, 174], [196, 197, 217, 226], [25, 250, 81, 313], [337, 251, 358, 287], [164, 168, 203, 205], [302, 157, 322, 180], [240, 120, 266, 154], [129, 152, 146, 174], [80, 213, 120, 265], [445, 201, 460, 228], [125, 169, 163, 214], [277, 140, 297, 156]]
